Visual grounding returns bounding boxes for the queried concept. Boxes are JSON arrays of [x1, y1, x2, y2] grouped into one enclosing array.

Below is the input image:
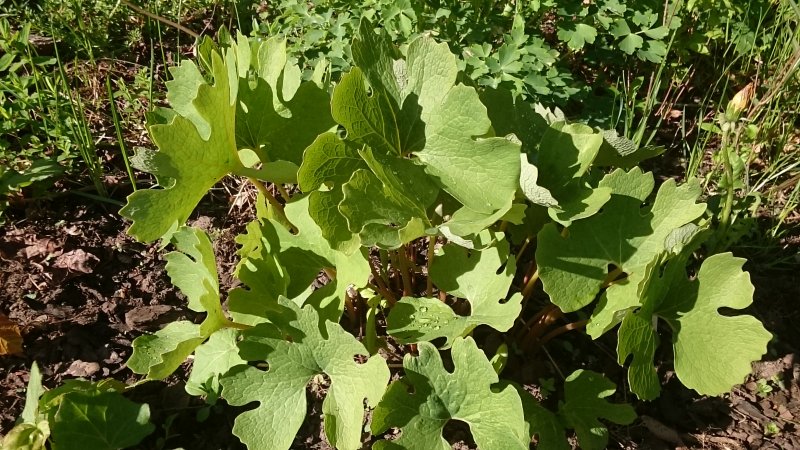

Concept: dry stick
[[120, 0, 200, 39], [426, 236, 436, 297]]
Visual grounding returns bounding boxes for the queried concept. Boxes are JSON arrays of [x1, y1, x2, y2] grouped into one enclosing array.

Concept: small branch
[[276, 184, 291, 202], [120, 0, 200, 39]]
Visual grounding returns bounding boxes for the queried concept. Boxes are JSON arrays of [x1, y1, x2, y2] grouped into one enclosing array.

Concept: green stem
[[718, 125, 735, 248], [426, 236, 436, 297], [245, 176, 294, 232], [396, 247, 413, 297]]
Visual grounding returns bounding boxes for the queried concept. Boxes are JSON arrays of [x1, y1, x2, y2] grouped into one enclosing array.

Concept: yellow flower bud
[[726, 82, 755, 119]]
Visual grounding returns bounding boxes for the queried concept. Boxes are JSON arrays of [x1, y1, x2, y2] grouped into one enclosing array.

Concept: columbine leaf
[[371, 337, 528, 450], [220, 300, 389, 450], [387, 232, 521, 346], [618, 253, 771, 398], [50, 391, 154, 450], [536, 168, 706, 312], [557, 23, 598, 50]]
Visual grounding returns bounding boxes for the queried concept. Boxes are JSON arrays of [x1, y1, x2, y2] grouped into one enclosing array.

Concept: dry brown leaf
[[0, 313, 23, 355]]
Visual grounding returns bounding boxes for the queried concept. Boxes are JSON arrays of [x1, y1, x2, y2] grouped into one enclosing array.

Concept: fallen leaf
[[23, 238, 61, 259], [0, 313, 23, 355], [64, 360, 101, 377], [52, 249, 99, 274]]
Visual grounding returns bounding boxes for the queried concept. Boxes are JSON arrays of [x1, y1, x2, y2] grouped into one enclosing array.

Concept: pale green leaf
[[537, 169, 706, 312], [519, 154, 558, 208], [558, 370, 636, 450], [127, 321, 205, 380], [21, 361, 44, 424], [1, 422, 48, 450], [220, 300, 389, 450], [371, 337, 529, 450], [387, 233, 520, 345], [186, 328, 246, 397], [50, 392, 154, 450], [415, 84, 520, 215], [120, 52, 239, 243]]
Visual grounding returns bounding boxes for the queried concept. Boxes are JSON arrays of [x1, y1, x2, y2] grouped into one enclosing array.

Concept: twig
[[120, 0, 200, 39]]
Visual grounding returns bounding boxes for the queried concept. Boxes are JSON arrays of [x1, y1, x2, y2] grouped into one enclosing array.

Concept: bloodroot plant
[[4, 21, 771, 450]]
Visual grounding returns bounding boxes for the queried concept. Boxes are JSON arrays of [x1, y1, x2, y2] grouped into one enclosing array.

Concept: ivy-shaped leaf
[[371, 337, 529, 450], [185, 328, 245, 398], [220, 299, 389, 450], [387, 232, 521, 346], [617, 253, 771, 399], [536, 168, 706, 312]]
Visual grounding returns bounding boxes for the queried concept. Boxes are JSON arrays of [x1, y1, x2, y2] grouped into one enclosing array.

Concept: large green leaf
[[516, 370, 635, 450], [120, 51, 239, 243], [371, 337, 529, 450], [122, 34, 332, 243], [387, 232, 521, 346], [617, 253, 771, 398], [128, 227, 232, 379], [536, 168, 706, 312], [220, 300, 389, 450], [185, 328, 246, 398], [301, 27, 521, 248], [50, 391, 154, 450]]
